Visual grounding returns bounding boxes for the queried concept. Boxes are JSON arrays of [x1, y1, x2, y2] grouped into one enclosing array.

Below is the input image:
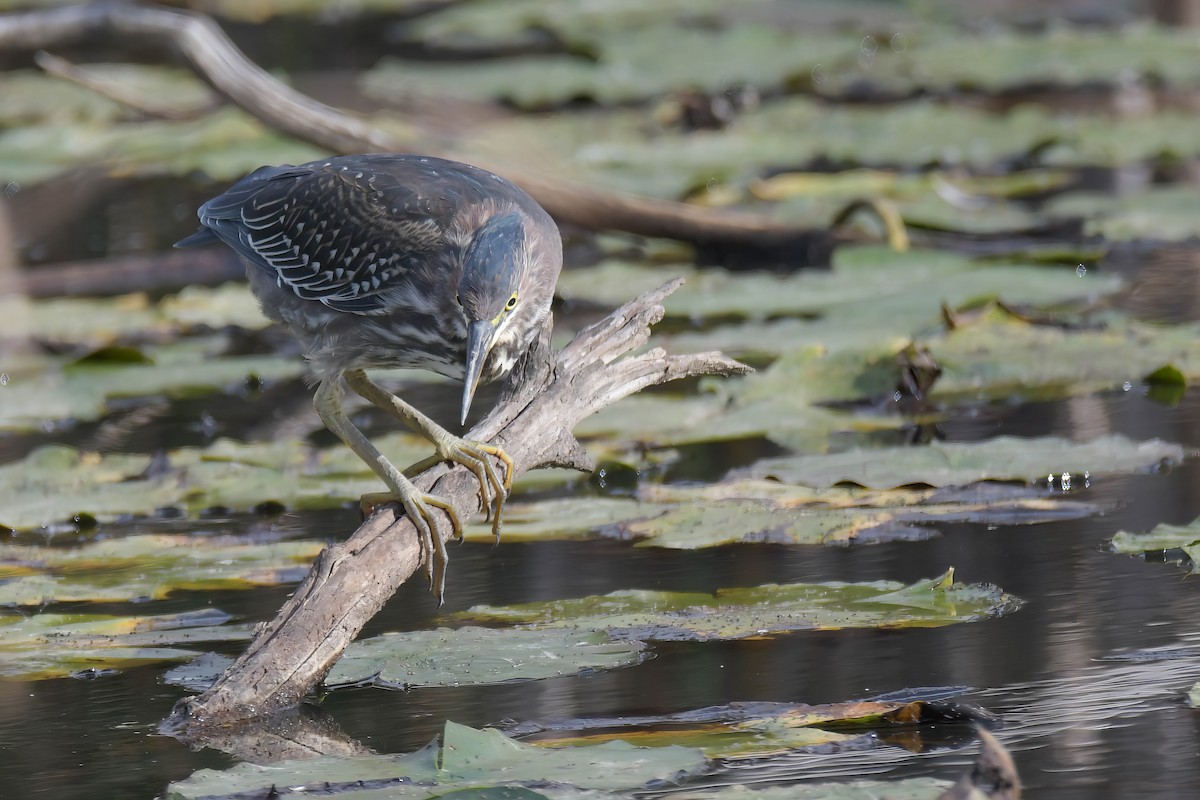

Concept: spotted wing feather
[[181, 160, 448, 314]]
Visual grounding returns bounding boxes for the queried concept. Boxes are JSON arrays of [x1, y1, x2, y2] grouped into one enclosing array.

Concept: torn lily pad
[[165, 720, 708, 799], [0, 608, 251, 681], [1111, 520, 1200, 572], [457, 570, 1022, 641]]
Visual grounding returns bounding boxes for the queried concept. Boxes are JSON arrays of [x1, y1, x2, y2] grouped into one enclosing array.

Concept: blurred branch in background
[[0, 1, 830, 261]]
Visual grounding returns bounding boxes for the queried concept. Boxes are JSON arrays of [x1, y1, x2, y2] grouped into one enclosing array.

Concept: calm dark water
[[2, 379, 1200, 798]]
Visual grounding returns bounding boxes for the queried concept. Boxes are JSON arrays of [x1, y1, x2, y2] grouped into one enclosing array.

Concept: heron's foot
[[359, 487, 460, 604], [432, 434, 514, 544]]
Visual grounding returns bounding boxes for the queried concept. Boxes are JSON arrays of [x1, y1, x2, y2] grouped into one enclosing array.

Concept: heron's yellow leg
[[314, 376, 458, 602], [344, 369, 513, 544]]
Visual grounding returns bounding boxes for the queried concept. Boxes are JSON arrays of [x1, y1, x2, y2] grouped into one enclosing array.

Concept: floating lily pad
[[0, 105, 324, 186], [1110, 519, 1200, 572], [733, 312, 1200, 412], [1048, 186, 1200, 242], [0, 435, 415, 529], [0, 336, 304, 432], [169, 627, 648, 693], [0, 532, 325, 605], [326, 626, 646, 690], [457, 478, 1097, 550], [165, 720, 708, 800], [462, 497, 664, 544], [621, 491, 1098, 550], [0, 608, 251, 681], [745, 435, 1184, 490], [557, 246, 1119, 324], [457, 570, 1021, 641]]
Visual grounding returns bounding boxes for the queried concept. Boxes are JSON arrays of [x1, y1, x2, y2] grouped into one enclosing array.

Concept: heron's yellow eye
[[506, 293, 518, 310]]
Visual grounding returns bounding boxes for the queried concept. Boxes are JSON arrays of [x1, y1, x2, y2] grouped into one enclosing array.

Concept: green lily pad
[[733, 312, 1200, 411], [0, 608, 251, 681], [456, 478, 1096, 550], [621, 492, 1098, 550], [557, 246, 1119, 325], [1111, 519, 1200, 572], [1048, 185, 1200, 242], [0, 335, 304, 432], [366, 24, 863, 110], [0, 65, 214, 125], [0, 532, 325, 605], [0, 428, 448, 529], [457, 570, 1021, 641], [746, 435, 1184, 490], [165, 720, 708, 800], [462, 497, 664, 544], [325, 626, 647, 690]]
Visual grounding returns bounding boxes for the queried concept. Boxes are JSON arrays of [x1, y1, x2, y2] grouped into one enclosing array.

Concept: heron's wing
[[183, 161, 452, 314]]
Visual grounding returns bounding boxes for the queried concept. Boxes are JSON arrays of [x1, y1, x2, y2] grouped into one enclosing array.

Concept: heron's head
[[455, 211, 543, 426]]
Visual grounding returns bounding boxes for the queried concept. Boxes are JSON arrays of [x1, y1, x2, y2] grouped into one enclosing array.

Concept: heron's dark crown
[[457, 212, 526, 322]]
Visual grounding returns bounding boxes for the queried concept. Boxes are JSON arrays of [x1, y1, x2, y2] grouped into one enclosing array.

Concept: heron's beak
[[461, 319, 493, 426]]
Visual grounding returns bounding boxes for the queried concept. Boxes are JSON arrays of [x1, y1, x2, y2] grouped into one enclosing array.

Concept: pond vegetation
[[2, 1, 1200, 798]]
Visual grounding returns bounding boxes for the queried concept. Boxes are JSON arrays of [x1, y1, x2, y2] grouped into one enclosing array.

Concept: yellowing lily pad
[[0, 608, 251, 681], [457, 570, 1021, 641], [513, 698, 990, 760], [165, 720, 708, 799]]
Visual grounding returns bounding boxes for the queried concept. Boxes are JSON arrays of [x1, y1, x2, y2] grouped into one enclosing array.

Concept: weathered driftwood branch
[[0, 1, 818, 247], [161, 281, 749, 732]]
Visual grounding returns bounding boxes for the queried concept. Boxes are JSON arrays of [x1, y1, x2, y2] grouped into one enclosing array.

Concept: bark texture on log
[[0, 1, 821, 247], [161, 281, 749, 732]]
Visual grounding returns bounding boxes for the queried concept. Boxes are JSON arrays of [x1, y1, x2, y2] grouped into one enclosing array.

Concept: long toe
[[361, 488, 461, 602], [440, 438, 513, 542]]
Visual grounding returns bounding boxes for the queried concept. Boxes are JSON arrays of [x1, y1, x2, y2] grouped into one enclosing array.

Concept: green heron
[[177, 154, 563, 600]]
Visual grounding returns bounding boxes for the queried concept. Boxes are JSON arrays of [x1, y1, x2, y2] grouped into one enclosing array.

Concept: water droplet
[[893, 391, 903, 402], [811, 63, 825, 86], [1122, 381, 1133, 392], [1061, 472, 1072, 491], [890, 32, 907, 52], [1076, 264, 1087, 277], [4, 181, 19, 197], [0, 372, 7, 386], [858, 35, 878, 68]]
